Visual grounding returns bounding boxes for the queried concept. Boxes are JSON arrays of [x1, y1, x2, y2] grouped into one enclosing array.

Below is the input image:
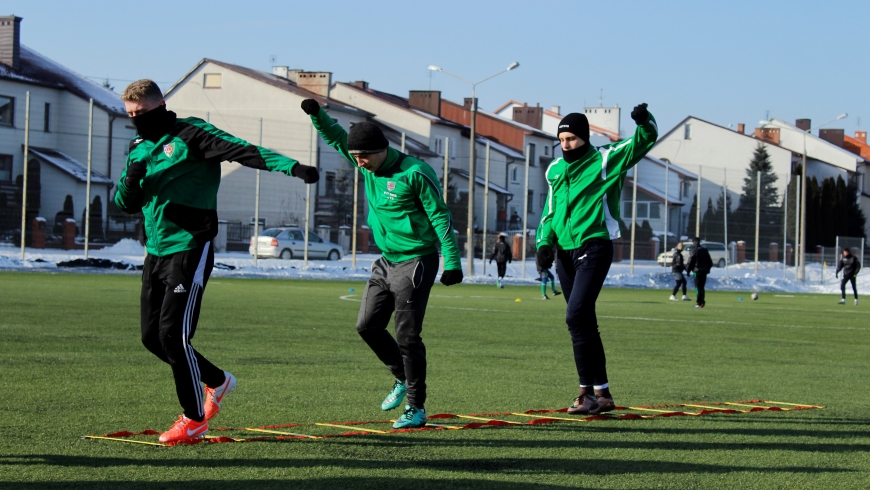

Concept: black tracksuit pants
[[555, 239, 613, 388], [672, 272, 687, 296], [841, 276, 858, 299], [356, 253, 439, 408], [496, 261, 507, 278], [140, 241, 225, 422], [694, 272, 708, 306]]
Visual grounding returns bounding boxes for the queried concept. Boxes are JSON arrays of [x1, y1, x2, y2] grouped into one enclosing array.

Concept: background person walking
[[836, 248, 861, 305], [686, 237, 713, 309], [489, 234, 512, 288], [669, 242, 690, 301]]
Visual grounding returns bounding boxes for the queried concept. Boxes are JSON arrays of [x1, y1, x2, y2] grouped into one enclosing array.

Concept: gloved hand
[[835, 272, 839, 279], [630, 103, 649, 125], [489, 259, 492, 264], [301, 99, 320, 116], [124, 161, 147, 188], [292, 164, 320, 184], [536, 245, 554, 270], [440, 269, 463, 286]]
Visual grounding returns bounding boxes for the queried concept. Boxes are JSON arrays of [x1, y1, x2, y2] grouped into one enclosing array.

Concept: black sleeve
[[176, 123, 268, 169], [686, 251, 697, 272]]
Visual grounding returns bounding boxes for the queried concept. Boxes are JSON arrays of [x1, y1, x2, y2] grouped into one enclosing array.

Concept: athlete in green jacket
[[115, 79, 318, 444], [303, 99, 462, 429], [536, 104, 658, 416]]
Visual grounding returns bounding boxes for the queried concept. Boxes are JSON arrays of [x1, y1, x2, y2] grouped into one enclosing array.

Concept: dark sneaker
[[566, 394, 599, 415], [590, 396, 615, 414], [553, 291, 562, 296]]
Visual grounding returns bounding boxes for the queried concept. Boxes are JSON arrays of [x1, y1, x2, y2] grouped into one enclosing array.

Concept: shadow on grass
[[0, 454, 855, 477], [0, 479, 576, 490]]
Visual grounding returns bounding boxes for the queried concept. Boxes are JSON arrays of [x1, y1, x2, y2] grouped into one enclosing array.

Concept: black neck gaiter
[[562, 144, 590, 163], [131, 105, 176, 142]]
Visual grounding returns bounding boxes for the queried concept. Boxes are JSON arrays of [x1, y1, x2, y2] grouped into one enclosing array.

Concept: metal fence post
[[19, 92, 30, 261]]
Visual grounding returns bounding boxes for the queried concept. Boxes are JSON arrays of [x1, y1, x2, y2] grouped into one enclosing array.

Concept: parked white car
[[249, 228, 342, 260], [657, 241, 728, 268]]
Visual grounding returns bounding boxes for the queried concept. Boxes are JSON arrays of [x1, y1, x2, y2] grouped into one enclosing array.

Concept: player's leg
[[540, 272, 549, 299], [156, 241, 224, 442], [141, 253, 168, 361], [695, 272, 707, 307], [559, 240, 614, 415], [497, 261, 506, 288], [356, 258, 404, 409], [390, 253, 439, 428], [850, 277, 858, 304], [548, 270, 560, 295], [670, 273, 680, 300]]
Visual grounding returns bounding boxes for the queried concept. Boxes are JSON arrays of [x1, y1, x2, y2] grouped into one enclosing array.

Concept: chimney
[[551, 105, 561, 115], [351, 81, 369, 90], [754, 127, 781, 145], [737, 123, 745, 134], [819, 128, 844, 147], [408, 90, 441, 117], [856, 131, 867, 143], [513, 105, 543, 129], [297, 71, 332, 98], [0, 16, 22, 71], [272, 66, 289, 79], [286, 69, 303, 83], [795, 118, 811, 131], [463, 97, 478, 111]]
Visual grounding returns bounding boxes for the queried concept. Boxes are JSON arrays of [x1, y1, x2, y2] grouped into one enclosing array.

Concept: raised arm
[[600, 104, 659, 186], [114, 143, 147, 214], [303, 99, 358, 169]]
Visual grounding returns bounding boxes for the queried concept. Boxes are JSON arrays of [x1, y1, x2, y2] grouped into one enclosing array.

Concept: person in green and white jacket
[[302, 99, 463, 429], [536, 104, 658, 416]]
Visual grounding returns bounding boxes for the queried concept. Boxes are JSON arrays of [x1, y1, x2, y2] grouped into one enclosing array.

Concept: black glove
[[630, 103, 649, 125], [489, 259, 492, 264], [536, 245, 554, 270], [835, 272, 839, 279], [301, 99, 320, 116], [124, 161, 147, 188], [292, 164, 320, 184], [440, 269, 463, 286]]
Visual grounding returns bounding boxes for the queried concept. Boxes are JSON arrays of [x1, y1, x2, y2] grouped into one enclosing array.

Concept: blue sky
[[6, 0, 868, 137]]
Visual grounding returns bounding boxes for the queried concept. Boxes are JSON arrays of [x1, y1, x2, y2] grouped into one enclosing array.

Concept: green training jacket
[[114, 113, 299, 257], [309, 108, 461, 270], [537, 113, 658, 250]]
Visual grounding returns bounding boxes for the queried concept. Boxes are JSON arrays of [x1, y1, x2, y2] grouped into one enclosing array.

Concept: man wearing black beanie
[[537, 103, 658, 416], [301, 99, 463, 429]]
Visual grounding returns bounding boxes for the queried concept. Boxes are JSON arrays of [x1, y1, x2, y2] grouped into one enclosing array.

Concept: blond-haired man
[[115, 80, 318, 443]]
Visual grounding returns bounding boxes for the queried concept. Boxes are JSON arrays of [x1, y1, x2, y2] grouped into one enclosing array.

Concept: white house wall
[[330, 84, 431, 143], [164, 62, 368, 227]]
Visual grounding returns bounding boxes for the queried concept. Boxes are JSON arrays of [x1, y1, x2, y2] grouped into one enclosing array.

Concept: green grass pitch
[[1, 271, 868, 489]]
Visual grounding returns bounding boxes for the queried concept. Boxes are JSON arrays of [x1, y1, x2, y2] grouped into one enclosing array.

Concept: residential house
[[494, 100, 620, 145], [0, 16, 135, 241], [831, 130, 870, 238], [162, 61, 371, 242], [438, 97, 556, 231], [330, 82, 522, 232]]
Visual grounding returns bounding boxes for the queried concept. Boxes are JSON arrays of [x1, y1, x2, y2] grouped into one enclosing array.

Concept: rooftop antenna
[[270, 54, 277, 65], [599, 88, 603, 107], [857, 116, 861, 128], [765, 109, 769, 120]]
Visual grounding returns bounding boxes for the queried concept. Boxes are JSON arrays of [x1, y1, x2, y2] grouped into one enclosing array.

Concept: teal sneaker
[[380, 379, 407, 411], [392, 405, 427, 429]]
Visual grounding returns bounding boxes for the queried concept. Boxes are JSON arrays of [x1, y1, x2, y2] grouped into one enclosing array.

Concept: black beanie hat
[[557, 113, 590, 143], [348, 122, 389, 154]]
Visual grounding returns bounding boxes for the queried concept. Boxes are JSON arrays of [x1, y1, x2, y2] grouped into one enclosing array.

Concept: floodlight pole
[[84, 98, 93, 259], [482, 141, 491, 277], [19, 92, 30, 261]]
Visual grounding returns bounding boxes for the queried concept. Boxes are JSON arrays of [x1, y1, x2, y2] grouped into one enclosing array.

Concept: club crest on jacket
[[163, 144, 175, 158], [387, 181, 396, 192]]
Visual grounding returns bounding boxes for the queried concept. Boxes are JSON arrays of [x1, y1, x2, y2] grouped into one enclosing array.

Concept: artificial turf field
[[0, 271, 868, 489]]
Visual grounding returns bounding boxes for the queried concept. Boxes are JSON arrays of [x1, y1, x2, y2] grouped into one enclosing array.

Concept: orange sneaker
[[158, 415, 208, 443], [204, 371, 237, 422]]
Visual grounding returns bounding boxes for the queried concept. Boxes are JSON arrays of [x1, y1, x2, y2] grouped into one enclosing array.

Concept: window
[[527, 190, 534, 214], [622, 202, 661, 220], [544, 145, 549, 156], [433, 138, 444, 156], [540, 193, 547, 209], [43, 103, 50, 132], [0, 154, 11, 181], [511, 166, 519, 183], [0, 95, 13, 126], [684, 123, 691, 139], [203, 73, 222, 88], [528, 143, 536, 166], [325, 171, 335, 197], [649, 202, 661, 219]]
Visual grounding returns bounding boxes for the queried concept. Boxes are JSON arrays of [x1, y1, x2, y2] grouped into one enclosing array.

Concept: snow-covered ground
[[0, 240, 863, 295]]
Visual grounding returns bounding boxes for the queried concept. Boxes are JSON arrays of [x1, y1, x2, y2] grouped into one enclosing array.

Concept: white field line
[[339, 295, 512, 312], [599, 315, 868, 332]]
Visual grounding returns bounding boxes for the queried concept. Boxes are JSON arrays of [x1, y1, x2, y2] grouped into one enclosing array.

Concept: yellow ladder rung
[[82, 435, 167, 447], [426, 422, 463, 430], [763, 400, 823, 408], [511, 412, 588, 422], [723, 402, 774, 409], [245, 428, 320, 439], [316, 423, 387, 434], [456, 415, 522, 425], [628, 406, 684, 413], [682, 404, 738, 411]]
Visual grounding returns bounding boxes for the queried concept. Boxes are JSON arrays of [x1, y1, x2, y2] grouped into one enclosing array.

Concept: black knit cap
[[348, 122, 389, 154], [557, 113, 590, 143]]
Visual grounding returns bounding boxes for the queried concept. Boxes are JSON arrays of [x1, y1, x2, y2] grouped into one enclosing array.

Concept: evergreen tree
[[684, 198, 698, 239], [733, 143, 781, 249]]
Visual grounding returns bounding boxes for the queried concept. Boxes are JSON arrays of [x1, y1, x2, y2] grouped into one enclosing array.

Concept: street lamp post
[[428, 62, 519, 277]]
